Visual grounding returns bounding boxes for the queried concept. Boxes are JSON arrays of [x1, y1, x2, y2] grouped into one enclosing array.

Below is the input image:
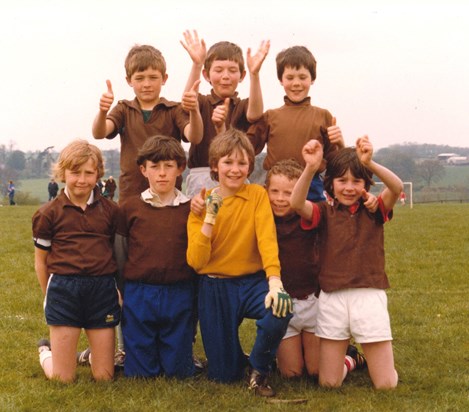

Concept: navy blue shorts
[[45, 274, 121, 329], [122, 280, 195, 378]]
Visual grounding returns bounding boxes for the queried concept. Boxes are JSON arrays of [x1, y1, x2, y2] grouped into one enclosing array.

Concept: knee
[[280, 369, 303, 379], [319, 375, 343, 388], [52, 372, 76, 384], [279, 366, 304, 379], [264, 311, 292, 332], [373, 370, 398, 390], [92, 367, 114, 382]]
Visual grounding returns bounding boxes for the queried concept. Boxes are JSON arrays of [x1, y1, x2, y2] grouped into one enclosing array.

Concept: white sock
[[39, 350, 52, 368], [344, 355, 356, 372]]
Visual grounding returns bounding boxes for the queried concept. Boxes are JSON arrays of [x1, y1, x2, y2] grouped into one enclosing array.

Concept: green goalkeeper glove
[[264, 277, 293, 318], [204, 191, 223, 225]]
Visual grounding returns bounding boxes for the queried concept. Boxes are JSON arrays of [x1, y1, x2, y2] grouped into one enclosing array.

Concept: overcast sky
[[1, 0, 468, 154]]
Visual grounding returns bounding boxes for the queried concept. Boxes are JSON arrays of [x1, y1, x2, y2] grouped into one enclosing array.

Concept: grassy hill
[[439, 165, 469, 187]]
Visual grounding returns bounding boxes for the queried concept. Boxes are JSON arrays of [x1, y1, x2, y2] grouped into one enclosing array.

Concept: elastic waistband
[[52, 273, 116, 278], [204, 271, 265, 280], [188, 167, 211, 175]]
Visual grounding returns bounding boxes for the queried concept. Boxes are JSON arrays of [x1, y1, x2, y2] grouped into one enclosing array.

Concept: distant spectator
[[48, 178, 59, 201], [399, 191, 406, 206], [103, 176, 117, 201], [96, 179, 104, 192], [8, 180, 16, 205]]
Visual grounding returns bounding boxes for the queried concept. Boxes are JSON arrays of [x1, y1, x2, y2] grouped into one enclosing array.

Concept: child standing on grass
[[290, 136, 402, 389], [92, 44, 202, 204], [33, 140, 121, 383], [180, 30, 269, 197], [186, 129, 292, 397], [266, 159, 372, 380], [115, 135, 195, 378], [248, 45, 344, 201], [8, 180, 16, 205]]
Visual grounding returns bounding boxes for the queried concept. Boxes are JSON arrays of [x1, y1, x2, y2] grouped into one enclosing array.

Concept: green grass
[[12, 179, 63, 204], [439, 165, 469, 187], [0, 205, 468, 411]]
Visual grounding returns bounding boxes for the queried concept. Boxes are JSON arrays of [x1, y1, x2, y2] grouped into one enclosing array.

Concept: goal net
[[370, 181, 413, 208]]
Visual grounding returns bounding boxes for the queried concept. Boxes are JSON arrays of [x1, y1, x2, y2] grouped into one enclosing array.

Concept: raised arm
[[182, 79, 203, 143], [246, 40, 270, 122], [180, 30, 206, 94], [356, 135, 403, 210], [290, 140, 323, 220], [92, 79, 116, 139]]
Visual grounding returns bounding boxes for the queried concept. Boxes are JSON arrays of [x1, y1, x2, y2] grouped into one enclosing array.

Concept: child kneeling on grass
[[290, 136, 401, 389], [186, 129, 292, 397], [115, 135, 196, 378], [33, 140, 121, 383], [265, 159, 371, 381]]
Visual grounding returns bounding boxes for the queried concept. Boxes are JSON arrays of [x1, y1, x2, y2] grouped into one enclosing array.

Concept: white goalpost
[[372, 181, 413, 208]]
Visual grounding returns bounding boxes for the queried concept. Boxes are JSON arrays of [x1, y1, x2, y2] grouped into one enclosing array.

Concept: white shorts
[[283, 293, 318, 339], [315, 288, 393, 343], [185, 167, 218, 198]]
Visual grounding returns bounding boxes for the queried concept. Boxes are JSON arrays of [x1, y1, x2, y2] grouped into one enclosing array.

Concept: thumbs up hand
[[181, 80, 201, 113], [212, 98, 230, 134], [99, 79, 114, 113], [327, 117, 344, 148]]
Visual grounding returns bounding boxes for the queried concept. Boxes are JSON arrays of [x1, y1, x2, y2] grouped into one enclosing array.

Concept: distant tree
[[7, 150, 26, 171], [249, 152, 267, 184], [375, 148, 416, 182], [0, 144, 6, 164], [103, 149, 120, 177], [416, 160, 445, 187]]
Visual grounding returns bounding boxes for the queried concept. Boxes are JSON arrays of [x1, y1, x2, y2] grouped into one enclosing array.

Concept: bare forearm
[[35, 263, 49, 295], [290, 164, 317, 210], [247, 73, 263, 122], [92, 112, 109, 139], [184, 63, 203, 94], [367, 160, 403, 197], [185, 110, 203, 144]]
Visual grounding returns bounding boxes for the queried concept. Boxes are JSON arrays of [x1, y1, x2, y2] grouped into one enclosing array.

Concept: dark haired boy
[[115, 135, 195, 378], [248, 45, 344, 201]]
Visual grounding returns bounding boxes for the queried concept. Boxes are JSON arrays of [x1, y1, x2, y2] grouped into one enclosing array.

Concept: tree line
[[1, 142, 467, 193]]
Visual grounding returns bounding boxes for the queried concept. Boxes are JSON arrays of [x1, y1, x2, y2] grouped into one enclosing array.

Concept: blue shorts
[[122, 280, 195, 378], [44, 274, 121, 329]]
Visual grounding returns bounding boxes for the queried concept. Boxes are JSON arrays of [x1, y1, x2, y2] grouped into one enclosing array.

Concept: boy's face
[[280, 65, 314, 103], [333, 169, 366, 206], [140, 159, 182, 197], [267, 174, 297, 217], [126, 68, 168, 110], [64, 158, 98, 204], [203, 60, 246, 99], [214, 149, 249, 196]]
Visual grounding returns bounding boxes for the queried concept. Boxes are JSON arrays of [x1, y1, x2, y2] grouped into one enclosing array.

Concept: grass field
[[0, 204, 468, 411]]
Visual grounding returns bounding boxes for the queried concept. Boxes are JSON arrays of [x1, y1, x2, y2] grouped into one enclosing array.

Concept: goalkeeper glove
[[204, 190, 223, 225], [264, 277, 293, 318]]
